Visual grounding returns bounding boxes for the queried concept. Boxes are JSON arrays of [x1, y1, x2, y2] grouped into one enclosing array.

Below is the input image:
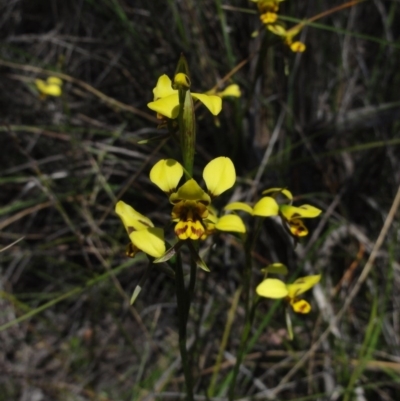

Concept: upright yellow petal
[[261, 263, 288, 275], [203, 157, 236, 197], [253, 197, 279, 217], [47, 77, 62, 85], [191, 93, 222, 116], [262, 187, 293, 200], [286, 275, 321, 298], [115, 201, 154, 232], [256, 278, 289, 299], [130, 227, 165, 258], [215, 214, 246, 233], [224, 202, 254, 215], [153, 74, 177, 99], [150, 159, 183, 193], [147, 94, 180, 119], [169, 179, 211, 204]]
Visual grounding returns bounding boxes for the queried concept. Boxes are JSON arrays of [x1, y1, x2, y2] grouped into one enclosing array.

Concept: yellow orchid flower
[[267, 24, 306, 52], [147, 74, 222, 119], [290, 41, 306, 52], [279, 204, 322, 237], [250, 0, 285, 13], [256, 274, 321, 313], [35, 76, 63, 97], [224, 196, 279, 217], [224, 187, 292, 217], [225, 188, 321, 237], [260, 12, 278, 24], [115, 201, 165, 259], [150, 157, 245, 240], [261, 188, 322, 237]]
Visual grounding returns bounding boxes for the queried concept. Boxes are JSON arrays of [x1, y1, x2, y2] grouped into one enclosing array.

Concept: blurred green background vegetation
[[1, 0, 400, 400]]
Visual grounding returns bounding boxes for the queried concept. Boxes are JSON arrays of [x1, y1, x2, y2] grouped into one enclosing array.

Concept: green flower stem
[[228, 242, 253, 400], [175, 250, 194, 401], [228, 220, 263, 400], [186, 242, 198, 322]]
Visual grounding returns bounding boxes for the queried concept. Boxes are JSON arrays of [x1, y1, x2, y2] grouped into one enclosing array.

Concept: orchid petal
[[150, 159, 183, 193], [147, 94, 180, 119], [260, 12, 278, 24], [224, 202, 254, 215], [115, 201, 154, 232], [290, 41, 306, 53], [256, 278, 289, 299], [191, 93, 222, 116], [169, 179, 211, 204], [262, 187, 293, 200], [215, 214, 246, 233], [35, 78, 62, 96], [152, 74, 177, 99], [286, 275, 321, 299], [203, 157, 236, 196], [175, 219, 205, 240], [218, 84, 241, 98], [47, 77, 63, 86], [130, 227, 165, 258], [253, 197, 279, 217], [280, 204, 322, 219], [267, 24, 287, 37], [261, 263, 288, 275], [287, 219, 308, 237], [291, 299, 311, 314], [174, 73, 191, 89]]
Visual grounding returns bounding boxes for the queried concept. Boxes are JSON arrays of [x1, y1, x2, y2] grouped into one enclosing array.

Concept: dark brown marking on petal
[[175, 224, 188, 236], [297, 301, 308, 313], [191, 226, 204, 238], [125, 243, 138, 258], [127, 226, 135, 234], [138, 219, 152, 227]]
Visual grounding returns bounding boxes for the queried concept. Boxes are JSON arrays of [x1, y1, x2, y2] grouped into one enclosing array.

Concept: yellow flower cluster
[[224, 188, 322, 319], [114, 66, 322, 329], [147, 74, 241, 122], [225, 187, 321, 238], [252, 0, 306, 53], [147, 74, 222, 120], [115, 157, 245, 260], [256, 264, 321, 314]]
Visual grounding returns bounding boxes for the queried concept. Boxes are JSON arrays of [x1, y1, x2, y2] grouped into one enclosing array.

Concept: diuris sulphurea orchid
[[147, 74, 222, 119], [256, 274, 321, 314], [150, 157, 245, 240], [35, 76, 63, 97], [225, 188, 321, 238]]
